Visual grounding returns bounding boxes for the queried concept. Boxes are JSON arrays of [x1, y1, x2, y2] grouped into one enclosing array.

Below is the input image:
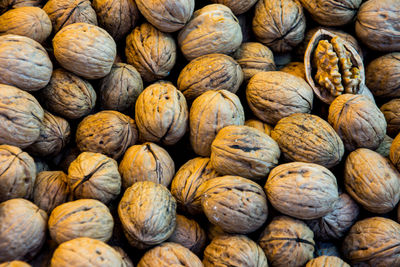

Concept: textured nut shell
[[50, 237, 124, 267], [306, 256, 350, 267], [126, 23, 176, 82], [0, 261, 31, 267], [271, 113, 344, 168], [343, 217, 400, 266], [200, 176, 268, 234], [203, 235, 268, 267], [190, 90, 245, 156], [178, 4, 242, 61], [381, 98, 400, 137], [375, 135, 393, 158], [244, 119, 273, 136], [0, 145, 36, 202], [0, 199, 47, 262], [391, 133, 400, 171], [206, 223, 232, 240], [177, 53, 243, 101], [0, 0, 42, 14], [210, 0, 258, 15], [281, 62, 306, 80], [53, 23, 116, 79], [112, 247, 134, 267], [345, 148, 400, 213], [247, 71, 313, 124], [118, 181, 177, 249], [119, 142, 175, 189]]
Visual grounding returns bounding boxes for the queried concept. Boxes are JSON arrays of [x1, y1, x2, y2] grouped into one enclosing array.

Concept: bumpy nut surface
[[380, 99, 400, 137], [126, 23, 176, 82], [306, 256, 350, 267], [210, 0, 258, 15], [118, 181, 177, 249], [391, 133, 400, 171], [0, 0, 42, 14], [178, 4, 242, 61], [0, 199, 47, 262], [244, 119, 273, 136], [53, 23, 116, 79], [375, 135, 393, 158], [0, 261, 31, 267], [199, 176, 268, 234], [112, 247, 134, 267], [203, 235, 268, 267], [281, 62, 306, 80], [177, 53, 243, 102], [271, 113, 344, 168]]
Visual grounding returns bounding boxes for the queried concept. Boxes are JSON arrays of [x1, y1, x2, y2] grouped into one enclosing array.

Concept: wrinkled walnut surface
[[306, 256, 350, 267]]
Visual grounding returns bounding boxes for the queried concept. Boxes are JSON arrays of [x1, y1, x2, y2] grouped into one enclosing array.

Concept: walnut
[[177, 53, 243, 102], [306, 256, 350, 267], [118, 181, 177, 249], [281, 62, 306, 80], [67, 152, 121, 204], [126, 23, 176, 82], [203, 235, 268, 267], [206, 223, 232, 240], [271, 113, 344, 168], [0, 145, 36, 202], [178, 4, 242, 61], [375, 135, 393, 158], [252, 0, 306, 53], [380, 99, 400, 137], [345, 148, 400, 213], [247, 71, 314, 125], [259, 216, 315, 267], [53, 23, 116, 79], [0, 261, 31, 267], [190, 90, 245, 156], [210, 0, 258, 15], [328, 94, 387, 151], [0, 0, 43, 14], [244, 119, 273, 136], [0, 199, 47, 262], [391, 134, 400, 171], [135, 81, 188, 146], [112, 247, 134, 267], [119, 142, 175, 189]]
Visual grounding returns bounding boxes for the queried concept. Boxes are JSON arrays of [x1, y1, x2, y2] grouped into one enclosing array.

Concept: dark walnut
[[126, 23, 176, 82], [40, 68, 96, 120], [0, 145, 36, 202], [252, 0, 306, 53], [271, 113, 344, 168], [246, 71, 314, 125], [135, 81, 188, 146], [118, 181, 177, 249], [375, 135, 393, 158], [328, 94, 386, 151], [67, 152, 121, 204], [259, 216, 314, 267], [0, 261, 31, 267], [119, 142, 175, 189], [0, 34, 52, 91], [345, 148, 400, 213], [381, 98, 400, 137], [199, 176, 268, 234], [245, 119, 273, 136], [210, 0, 258, 15], [0, 199, 47, 262], [343, 217, 400, 266], [34, 158, 50, 173], [281, 62, 306, 80], [391, 133, 400, 171], [306, 256, 350, 267], [53, 23, 116, 79], [177, 53, 243, 102], [0, 0, 42, 14], [203, 235, 268, 267], [190, 90, 245, 156], [178, 4, 242, 61], [76, 110, 138, 160], [314, 241, 341, 258]]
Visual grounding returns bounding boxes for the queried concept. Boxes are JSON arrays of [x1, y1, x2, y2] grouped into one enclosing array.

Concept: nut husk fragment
[[305, 256, 350, 267]]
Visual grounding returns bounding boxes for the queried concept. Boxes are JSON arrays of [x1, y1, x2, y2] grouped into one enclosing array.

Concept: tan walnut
[[244, 119, 273, 136], [281, 62, 306, 80], [0, 0, 43, 14], [0, 261, 31, 267], [306, 256, 350, 267], [210, 0, 258, 15], [381, 98, 400, 137], [112, 247, 134, 267], [390, 133, 400, 171]]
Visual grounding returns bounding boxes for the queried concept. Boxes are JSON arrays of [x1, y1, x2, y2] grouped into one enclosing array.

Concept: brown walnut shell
[[210, 0, 258, 15], [281, 62, 306, 80], [375, 135, 393, 158], [0, 261, 31, 267], [390, 133, 400, 171], [381, 98, 400, 137], [306, 256, 350, 267], [0, 0, 42, 14], [244, 119, 273, 136]]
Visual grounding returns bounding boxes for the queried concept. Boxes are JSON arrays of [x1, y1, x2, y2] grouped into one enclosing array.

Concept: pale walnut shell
[[203, 235, 268, 267], [76, 110, 138, 160], [67, 152, 121, 204], [50, 237, 124, 267], [40, 68, 96, 120], [0, 199, 47, 262], [345, 148, 400, 213], [0, 0, 42, 14], [259, 216, 314, 267], [210, 0, 258, 15], [119, 142, 175, 189], [170, 157, 218, 215], [0, 34, 52, 91], [210, 125, 280, 181], [343, 217, 400, 266], [135, 81, 188, 146], [271, 113, 344, 168], [0, 145, 36, 202], [177, 53, 243, 102], [118, 181, 177, 249], [190, 90, 245, 156], [375, 135, 393, 158], [281, 62, 306, 80], [53, 23, 116, 79], [391, 133, 400, 171], [306, 256, 350, 267], [247, 71, 314, 125], [126, 23, 176, 82], [48, 199, 114, 244], [0, 261, 31, 267], [381, 98, 400, 137], [244, 119, 273, 136], [136, 0, 194, 32], [328, 94, 386, 151], [112, 247, 134, 267], [178, 4, 242, 61], [199, 176, 268, 234], [137, 242, 203, 267]]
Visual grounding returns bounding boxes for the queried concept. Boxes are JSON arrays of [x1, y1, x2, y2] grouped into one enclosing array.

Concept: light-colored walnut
[[112, 247, 134, 267], [391, 133, 400, 171], [281, 62, 306, 80], [210, 0, 258, 15], [0, 261, 31, 267], [306, 256, 350, 267], [0, 0, 43, 14], [244, 119, 273, 136]]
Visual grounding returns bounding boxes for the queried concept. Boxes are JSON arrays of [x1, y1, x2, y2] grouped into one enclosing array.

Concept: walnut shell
[[178, 4, 242, 61], [306, 256, 350, 267], [0, 199, 47, 262], [53, 23, 116, 79], [0, 0, 42, 14], [391, 133, 400, 171], [381, 98, 400, 137], [0, 261, 31, 267], [271, 113, 344, 168], [375, 135, 393, 158], [210, 0, 258, 15], [281, 62, 306, 80], [112, 247, 134, 267], [118, 181, 177, 249], [244, 119, 273, 136], [345, 148, 400, 213]]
